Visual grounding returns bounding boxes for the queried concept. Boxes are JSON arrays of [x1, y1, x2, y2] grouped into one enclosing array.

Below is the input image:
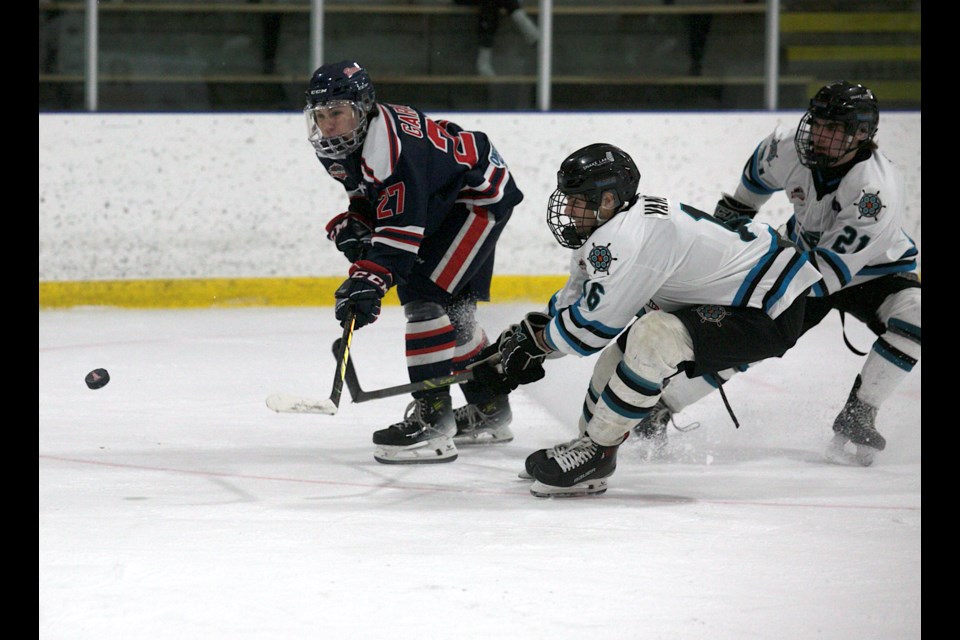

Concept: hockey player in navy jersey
[[305, 60, 523, 464], [470, 143, 823, 497], [633, 81, 921, 467]]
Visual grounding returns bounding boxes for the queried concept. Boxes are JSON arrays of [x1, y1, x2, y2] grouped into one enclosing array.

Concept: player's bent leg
[[447, 298, 515, 445], [522, 339, 623, 480], [829, 287, 921, 466], [530, 312, 694, 497], [372, 301, 458, 464]]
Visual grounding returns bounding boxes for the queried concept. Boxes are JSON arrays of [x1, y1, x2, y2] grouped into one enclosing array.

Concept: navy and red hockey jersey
[[318, 102, 523, 283]]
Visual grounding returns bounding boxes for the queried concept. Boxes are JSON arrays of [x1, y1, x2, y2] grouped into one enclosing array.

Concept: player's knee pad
[[403, 300, 446, 323], [622, 311, 695, 382]]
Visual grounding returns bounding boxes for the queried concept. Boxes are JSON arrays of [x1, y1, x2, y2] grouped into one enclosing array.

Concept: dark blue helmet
[[304, 61, 377, 158], [547, 143, 641, 248], [795, 81, 879, 169]]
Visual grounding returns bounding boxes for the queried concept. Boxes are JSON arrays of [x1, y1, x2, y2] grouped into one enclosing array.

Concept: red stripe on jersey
[[434, 209, 490, 290]]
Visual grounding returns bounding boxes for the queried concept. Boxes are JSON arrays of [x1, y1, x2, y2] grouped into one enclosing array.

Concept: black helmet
[[304, 61, 377, 158], [794, 81, 879, 169], [547, 143, 640, 248]]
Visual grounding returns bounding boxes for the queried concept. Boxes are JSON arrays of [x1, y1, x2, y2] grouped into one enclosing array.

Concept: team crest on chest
[[587, 243, 617, 274], [696, 305, 729, 326], [855, 190, 884, 220], [789, 186, 806, 203]]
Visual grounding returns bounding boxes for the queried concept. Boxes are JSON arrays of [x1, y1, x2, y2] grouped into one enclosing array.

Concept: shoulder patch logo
[[328, 163, 347, 181], [696, 305, 729, 326], [766, 137, 779, 162], [855, 190, 884, 220], [587, 243, 617, 274]]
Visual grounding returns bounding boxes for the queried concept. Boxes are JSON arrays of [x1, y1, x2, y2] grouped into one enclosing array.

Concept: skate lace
[[399, 399, 431, 429], [552, 437, 598, 472], [651, 403, 701, 434], [454, 404, 482, 430]]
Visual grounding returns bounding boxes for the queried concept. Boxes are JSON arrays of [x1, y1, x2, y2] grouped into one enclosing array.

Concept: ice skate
[[453, 395, 514, 445], [520, 437, 577, 480], [528, 435, 620, 497], [825, 375, 885, 467], [372, 394, 457, 464], [632, 399, 671, 456]]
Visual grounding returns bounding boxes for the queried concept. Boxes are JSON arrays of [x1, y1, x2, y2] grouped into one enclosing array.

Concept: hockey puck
[[85, 368, 110, 390]]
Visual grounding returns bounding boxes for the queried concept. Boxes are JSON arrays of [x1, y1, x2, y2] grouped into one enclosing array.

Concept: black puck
[[85, 368, 110, 390]]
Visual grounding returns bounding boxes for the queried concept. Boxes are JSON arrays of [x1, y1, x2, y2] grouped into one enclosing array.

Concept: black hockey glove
[[468, 341, 520, 397], [334, 260, 393, 329], [713, 193, 758, 232], [325, 211, 373, 263], [498, 312, 552, 384]]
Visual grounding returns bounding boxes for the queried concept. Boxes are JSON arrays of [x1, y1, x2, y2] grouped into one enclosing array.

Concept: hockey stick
[[265, 311, 356, 415], [332, 337, 474, 403]]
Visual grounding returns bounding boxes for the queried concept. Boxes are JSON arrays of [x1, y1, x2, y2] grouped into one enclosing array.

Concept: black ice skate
[[453, 395, 514, 445], [632, 399, 671, 454], [520, 438, 578, 480], [529, 435, 620, 498], [825, 375, 886, 467], [372, 393, 457, 464]]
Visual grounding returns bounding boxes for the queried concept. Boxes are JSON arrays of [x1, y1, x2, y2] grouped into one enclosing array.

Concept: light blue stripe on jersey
[[741, 143, 779, 195], [546, 297, 622, 355], [733, 228, 779, 307], [811, 247, 852, 287], [764, 251, 811, 313], [568, 303, 622, 339], [858, 261, 918, 276]]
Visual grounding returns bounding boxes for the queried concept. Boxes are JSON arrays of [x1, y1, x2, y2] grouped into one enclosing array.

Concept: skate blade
[[374, 438, 458, 465], [530, 478, 608, 498], [453, 432, 514, 446], [824, 437, 878, 467]]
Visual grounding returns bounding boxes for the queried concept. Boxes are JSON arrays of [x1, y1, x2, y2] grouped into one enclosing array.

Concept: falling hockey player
[[631, 81, 922, 467], [305, 60, 523, 464], [470, 143, 823, 497]]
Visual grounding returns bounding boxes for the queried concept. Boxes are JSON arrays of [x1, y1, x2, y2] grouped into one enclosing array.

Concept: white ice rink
[[39, 304, 921, 640]]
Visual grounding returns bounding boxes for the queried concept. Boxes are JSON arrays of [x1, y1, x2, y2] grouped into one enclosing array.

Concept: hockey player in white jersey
[[470, 143, 822, 497], [633, 81, 921, 467]]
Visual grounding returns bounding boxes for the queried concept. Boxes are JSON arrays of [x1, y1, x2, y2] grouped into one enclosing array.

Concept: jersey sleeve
[[731, 126, 794, 211]]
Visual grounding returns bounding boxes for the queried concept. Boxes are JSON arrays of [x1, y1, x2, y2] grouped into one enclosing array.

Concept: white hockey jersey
[[732, 125, 918, 297], [543, 196, 823, 357]]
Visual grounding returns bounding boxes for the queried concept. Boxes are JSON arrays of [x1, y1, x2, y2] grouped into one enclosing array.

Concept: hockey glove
[[713, 193, 758, 232], [325, 211, 373, 263], [498, 312, 552, 385], [334, 260, 393, 329], [468, 341, 520, 397]]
